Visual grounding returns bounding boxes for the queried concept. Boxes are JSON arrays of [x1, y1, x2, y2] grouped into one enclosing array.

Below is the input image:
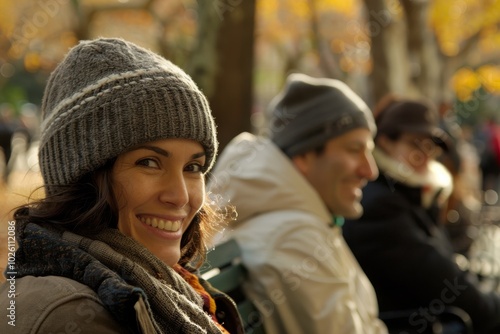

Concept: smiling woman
[[112, 139, 207, 267], [0, 38, 243, 334]]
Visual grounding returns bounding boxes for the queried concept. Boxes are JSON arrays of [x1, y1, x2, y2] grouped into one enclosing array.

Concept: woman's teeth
[[139, 217, 181, 232]]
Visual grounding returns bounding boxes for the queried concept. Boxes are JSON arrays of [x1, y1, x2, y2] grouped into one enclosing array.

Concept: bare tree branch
[[307, 0, 343, 79]]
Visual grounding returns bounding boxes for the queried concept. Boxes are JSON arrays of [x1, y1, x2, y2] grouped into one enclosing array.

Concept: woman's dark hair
[[15, 159, 118, 234], [373, 93, 403, 143], [14, 159, 221, 269]]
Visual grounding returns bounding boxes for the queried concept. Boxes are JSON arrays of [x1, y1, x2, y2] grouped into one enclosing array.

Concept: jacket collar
[[210, 132, 332, 227]]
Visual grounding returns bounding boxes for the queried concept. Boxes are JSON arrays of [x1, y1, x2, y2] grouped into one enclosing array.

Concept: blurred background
[[1, 0, 500, 278]]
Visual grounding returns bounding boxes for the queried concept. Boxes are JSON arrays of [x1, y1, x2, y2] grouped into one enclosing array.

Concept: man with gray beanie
[[209, 73, 387, 333]]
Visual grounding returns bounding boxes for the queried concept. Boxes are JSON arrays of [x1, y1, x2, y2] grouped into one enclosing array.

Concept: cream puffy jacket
[[209, 133, 387, 334]]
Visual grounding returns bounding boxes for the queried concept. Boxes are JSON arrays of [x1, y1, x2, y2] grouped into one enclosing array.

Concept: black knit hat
[[374, 96, 449, 150], [39, 38, 217, 190], [268, 73, 376, 157]]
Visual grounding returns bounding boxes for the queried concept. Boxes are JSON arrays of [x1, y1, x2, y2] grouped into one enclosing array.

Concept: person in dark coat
[[343, 95, 500, 334]]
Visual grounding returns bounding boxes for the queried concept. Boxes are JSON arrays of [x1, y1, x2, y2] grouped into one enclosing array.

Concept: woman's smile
[[138, 215, 183, 232]]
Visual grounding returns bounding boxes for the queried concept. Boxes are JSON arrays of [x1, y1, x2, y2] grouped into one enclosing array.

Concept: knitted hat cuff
[[278, 110, 372, 157]]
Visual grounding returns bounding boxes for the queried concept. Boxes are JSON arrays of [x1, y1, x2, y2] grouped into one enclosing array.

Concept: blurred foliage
[[430, 0, 500, 112], [430, 0, 500, 56], [0, 0, 499, 121], [454, 87, 500, 126]]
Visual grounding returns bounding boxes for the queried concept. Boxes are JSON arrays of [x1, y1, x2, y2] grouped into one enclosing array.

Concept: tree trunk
[[191, 0, 256, 151], [401, 0, 441, 103], [307, 0, 344, 79], [362, 0, 409, 106], [188, 1, 222, 98]]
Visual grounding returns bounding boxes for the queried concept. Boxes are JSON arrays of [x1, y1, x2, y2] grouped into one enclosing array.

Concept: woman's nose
[[158, 172, 189, 208]]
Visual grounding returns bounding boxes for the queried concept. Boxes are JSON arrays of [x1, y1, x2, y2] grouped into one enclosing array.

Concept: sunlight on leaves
[[452, 68, 481, 101], [477, 65, 500, 94]]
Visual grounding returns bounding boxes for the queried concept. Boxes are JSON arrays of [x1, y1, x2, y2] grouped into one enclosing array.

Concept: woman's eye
[[185, 162, 204, 173], [136, 158, 160, 168]]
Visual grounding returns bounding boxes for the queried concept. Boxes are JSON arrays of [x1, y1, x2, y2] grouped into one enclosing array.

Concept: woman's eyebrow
[[191, 152, 206, 159], [131, 145, 206, 159], [133, 145, 170, 157]]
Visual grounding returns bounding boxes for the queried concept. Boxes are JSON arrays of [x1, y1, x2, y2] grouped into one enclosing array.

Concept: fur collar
[[373, 147, 453, 208]]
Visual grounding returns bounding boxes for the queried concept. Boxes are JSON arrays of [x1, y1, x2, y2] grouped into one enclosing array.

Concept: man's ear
[[291, 152, 311, 176]]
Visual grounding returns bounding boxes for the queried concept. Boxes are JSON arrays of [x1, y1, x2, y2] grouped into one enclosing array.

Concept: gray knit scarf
[[14, 222, 223, 334]]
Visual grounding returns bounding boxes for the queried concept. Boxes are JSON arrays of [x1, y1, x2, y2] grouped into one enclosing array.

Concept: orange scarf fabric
[[174, 264, 230, 334]]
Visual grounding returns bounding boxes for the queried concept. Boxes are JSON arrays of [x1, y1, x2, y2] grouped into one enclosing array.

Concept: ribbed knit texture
[[39, 38, 217, 190]]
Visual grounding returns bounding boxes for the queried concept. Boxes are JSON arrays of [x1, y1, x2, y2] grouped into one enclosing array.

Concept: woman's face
[[112, 138, 206, 266], [378, 133, 442, 174]]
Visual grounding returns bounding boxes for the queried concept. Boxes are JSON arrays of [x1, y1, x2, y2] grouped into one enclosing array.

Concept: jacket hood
[[373, 147, 453, 208], [208, 132, 330, 225]]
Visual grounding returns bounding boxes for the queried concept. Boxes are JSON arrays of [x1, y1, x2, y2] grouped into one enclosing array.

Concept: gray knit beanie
[[268, 73, 376, 157], [39, 38, 217, 189]]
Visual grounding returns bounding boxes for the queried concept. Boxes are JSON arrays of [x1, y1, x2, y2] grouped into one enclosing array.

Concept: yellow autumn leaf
[[316, 0, 359, 16], [452, 68, 481, 101], [477, 65, 500, 94], [431, 0, 500, 57]]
